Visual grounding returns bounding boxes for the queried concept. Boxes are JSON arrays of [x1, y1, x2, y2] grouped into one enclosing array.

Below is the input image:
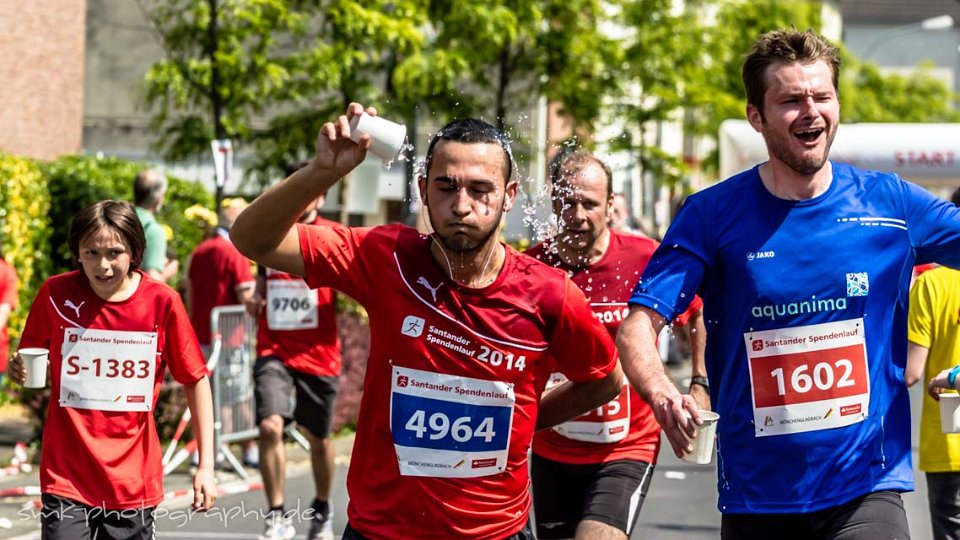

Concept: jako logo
[[396, 375, 409, 387], [746, 250, 775, 261]]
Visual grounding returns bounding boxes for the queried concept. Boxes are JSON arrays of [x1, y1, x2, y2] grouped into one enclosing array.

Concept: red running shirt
[[527, 230, 702, 465], [18, 271, 207, 509], [255, 267, 340, 377], [188, 230, 254, 345], [0, 258, 18, 372], [298, 223, 616, 540]]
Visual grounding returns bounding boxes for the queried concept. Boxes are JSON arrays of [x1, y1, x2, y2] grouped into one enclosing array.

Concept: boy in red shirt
[[8, 200, 215, 539]]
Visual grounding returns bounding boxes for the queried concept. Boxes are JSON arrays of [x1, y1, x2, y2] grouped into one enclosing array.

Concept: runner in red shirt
[[7, 200, 215, 540], [186, 200, 255, 348], [186, 200, 257, 466], [525, 149, 706, 540], [231, 103, 623, 540], [250, 164, 343, 540], [0, 253, 18, 379]]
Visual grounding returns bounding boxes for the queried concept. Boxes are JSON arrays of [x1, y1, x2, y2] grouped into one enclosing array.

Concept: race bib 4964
[[390, 366, 514, 478], [745, 319, 869, 437]]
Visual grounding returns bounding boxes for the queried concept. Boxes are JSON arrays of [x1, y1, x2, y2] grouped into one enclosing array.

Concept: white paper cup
[[18, 348, 49, 389], [682, 410, 720, 464], [941, 393, 960, 433], [349, 113, 407, 161]]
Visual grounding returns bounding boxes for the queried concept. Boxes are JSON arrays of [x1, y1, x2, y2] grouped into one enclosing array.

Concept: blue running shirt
[[629, 162, 960, 513]]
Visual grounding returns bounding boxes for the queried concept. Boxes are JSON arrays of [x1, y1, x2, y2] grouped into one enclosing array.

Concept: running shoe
[[306, 510, 334, 540], [260, 512, 296, 540]]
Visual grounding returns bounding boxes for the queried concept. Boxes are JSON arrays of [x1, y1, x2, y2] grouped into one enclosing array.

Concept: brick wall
[[0, 0, 86, 160]]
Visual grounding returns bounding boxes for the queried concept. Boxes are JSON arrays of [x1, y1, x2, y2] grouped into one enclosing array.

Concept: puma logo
[[416, 277, 443, 302], [64, 300, 85, 318]]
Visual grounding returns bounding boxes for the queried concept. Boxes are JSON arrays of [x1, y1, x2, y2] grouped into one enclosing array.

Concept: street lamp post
[[861, 15, 955, 60]]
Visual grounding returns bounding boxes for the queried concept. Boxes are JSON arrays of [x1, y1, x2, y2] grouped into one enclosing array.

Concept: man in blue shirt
[[617, 29, 960, 540]]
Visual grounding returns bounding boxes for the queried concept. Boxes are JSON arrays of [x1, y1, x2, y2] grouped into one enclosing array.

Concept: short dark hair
[[951, 186, 960, 206], [548, 148, 613, 198], [424, 119, 514, 183], [132, 169, 167, 208], [68, 200, 146, 271], [742, 29, 841, 117]]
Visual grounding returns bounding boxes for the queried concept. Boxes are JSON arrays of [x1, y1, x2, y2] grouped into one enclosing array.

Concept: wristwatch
[[689, 375, 710, 392]]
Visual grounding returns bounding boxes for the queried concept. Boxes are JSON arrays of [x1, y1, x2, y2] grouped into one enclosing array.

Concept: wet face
[[419, 141, 517, 254], [78, 226, 134, 299], [747, 60, 839, 176], [552, 161, 611, 253]]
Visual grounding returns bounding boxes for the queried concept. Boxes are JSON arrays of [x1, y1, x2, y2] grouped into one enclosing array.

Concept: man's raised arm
[[231, 103, 374, 275]]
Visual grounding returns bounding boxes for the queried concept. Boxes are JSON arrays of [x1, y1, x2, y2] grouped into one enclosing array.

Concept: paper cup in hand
[[18, 348, 49, 389], [349, 113, 407, 161], [682, 410, 719, 464], [940, 393, 960, 433]]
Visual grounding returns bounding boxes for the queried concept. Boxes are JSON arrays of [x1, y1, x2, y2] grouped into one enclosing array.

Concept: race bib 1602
[[745, 318, 869, 437]]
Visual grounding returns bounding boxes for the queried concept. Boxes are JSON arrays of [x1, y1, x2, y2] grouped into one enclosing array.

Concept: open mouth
[[794, 127, 824, 143]]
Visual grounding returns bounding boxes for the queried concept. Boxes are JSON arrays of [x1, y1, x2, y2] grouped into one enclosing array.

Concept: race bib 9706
[[266, 279, 319, 330], [745, 318, 869, 437], [390, 366, 514, 478], [60, 327, 158, 412]]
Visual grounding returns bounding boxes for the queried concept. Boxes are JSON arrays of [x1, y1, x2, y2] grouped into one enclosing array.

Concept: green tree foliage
[[0, 155, 52, 345], [686, 0, 824, 141], [41, 156, 213, 279], [840, 56, 960, 123], [139, 0, 306, 162], [249, 0, 427, 184], [141, 0, 622, 185], [611, 0, 714, 188], [140, 0, 960, 190]]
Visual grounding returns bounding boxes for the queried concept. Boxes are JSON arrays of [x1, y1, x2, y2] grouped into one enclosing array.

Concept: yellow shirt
[[910, 266, 960, 472]]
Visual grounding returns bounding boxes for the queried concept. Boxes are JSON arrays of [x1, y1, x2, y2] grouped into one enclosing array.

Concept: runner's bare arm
[[687, 308, 710, 410], [536, 363, 623, 430], [185, 375, 217, 511], [231, 103, 374, 276], [905, 342, 929, 388], [618, 305, 698, 458]]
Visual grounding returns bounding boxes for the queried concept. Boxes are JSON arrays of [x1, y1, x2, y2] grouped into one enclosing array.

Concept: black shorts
[[253, 356, 338, 438], [530, 452, 654, 539], [721, 490, 910, 540], [40, 493, 155, 540]]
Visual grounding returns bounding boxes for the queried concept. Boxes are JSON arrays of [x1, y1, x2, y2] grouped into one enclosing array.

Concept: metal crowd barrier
[[162, 304, 311, 478], [209, 305, 259, 479]]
